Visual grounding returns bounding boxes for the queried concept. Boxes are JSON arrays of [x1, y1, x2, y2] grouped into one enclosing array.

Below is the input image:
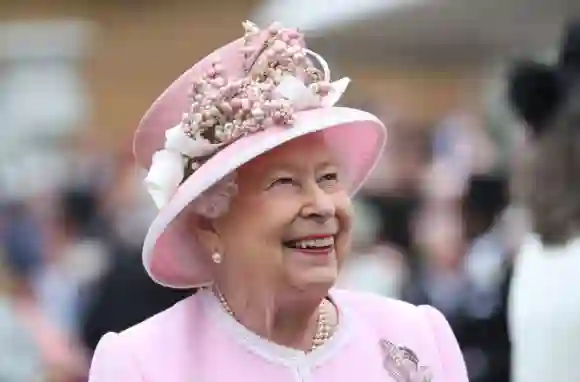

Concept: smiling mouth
[[283, 236, 335, 253]]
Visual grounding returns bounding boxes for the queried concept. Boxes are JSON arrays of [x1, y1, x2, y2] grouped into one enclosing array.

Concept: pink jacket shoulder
[[88, 295, 195, 382]]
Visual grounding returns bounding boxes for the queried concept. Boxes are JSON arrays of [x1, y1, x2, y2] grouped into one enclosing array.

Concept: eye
[[319, 172, 339, 183], [269, 176, 297, 188]]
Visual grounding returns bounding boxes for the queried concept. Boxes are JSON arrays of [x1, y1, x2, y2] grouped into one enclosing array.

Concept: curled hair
[[507, 61, 563, 135], [189, 172, 238, 219], [508, 19, 580, 136]]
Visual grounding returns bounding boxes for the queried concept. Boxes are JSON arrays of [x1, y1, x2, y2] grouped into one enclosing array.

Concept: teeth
[[293, 237, 334, 249]]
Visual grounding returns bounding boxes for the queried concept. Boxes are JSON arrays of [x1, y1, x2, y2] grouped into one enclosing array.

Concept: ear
[[191, 214, 222, 254]]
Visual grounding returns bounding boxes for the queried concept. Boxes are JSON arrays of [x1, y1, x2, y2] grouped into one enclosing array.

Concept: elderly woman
[[88, 21, 467, 382], [508, 20, 580, 382]]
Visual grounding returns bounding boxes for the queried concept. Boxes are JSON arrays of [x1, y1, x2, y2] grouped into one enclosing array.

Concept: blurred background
[[1, 0, 579, 381]]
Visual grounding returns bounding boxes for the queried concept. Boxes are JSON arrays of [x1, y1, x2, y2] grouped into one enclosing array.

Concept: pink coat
[[88, 289, 467, 381]]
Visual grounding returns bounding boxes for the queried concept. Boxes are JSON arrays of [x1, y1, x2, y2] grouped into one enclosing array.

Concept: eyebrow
[[266, 160, 338, 174], [317, 161, 339, 171]]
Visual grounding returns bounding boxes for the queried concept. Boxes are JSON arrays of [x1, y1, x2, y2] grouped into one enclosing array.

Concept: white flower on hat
[[274, 74, 350, 110], [165, 125, 223, 158], [144, 149, 187, 209], [145, 125, 225, 209], [322, 77, 351, 107]]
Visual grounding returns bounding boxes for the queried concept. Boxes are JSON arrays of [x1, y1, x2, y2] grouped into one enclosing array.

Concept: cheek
[[219, 196, 301, 261], [334, 194, 354, 260], [218, 218, 280, 277]]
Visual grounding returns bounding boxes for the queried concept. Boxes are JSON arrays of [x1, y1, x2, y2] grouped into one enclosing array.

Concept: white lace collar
[[200, 288, 353, 368]]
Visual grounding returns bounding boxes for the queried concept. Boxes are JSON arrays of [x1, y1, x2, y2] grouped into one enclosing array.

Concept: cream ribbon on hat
[[145, 127, 223, 209], [144, 50, 350, 210]]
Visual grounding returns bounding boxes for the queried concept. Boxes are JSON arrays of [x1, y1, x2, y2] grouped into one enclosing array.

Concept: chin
[[282, 246, 344, 294], [289, 267, 338, 294]]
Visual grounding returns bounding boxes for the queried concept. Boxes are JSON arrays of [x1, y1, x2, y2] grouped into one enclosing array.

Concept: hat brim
[[142, 106, 386, 288]]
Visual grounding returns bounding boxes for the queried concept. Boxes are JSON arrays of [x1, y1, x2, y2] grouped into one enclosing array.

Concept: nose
[[301, 183, 335, 223]]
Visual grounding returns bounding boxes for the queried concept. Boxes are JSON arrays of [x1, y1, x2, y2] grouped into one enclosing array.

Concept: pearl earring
[[211, 252, 222, 264]]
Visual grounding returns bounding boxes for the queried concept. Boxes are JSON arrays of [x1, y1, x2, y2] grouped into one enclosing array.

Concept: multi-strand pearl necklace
[[214, 288, 333, 352]]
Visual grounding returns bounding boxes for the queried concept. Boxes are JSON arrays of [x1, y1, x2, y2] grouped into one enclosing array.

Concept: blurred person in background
[[35, 187, 109, 336], [336, 199, 407, 298], [87, 21, 468, 382], [460, 175, 512, 382], [0, 202, 87, 382], [403, 174, 512, 382], [508, 19, 580, 382], [361, 123, 432, 272], [0, 202, 46, 382], [81, 157, 192, 352]]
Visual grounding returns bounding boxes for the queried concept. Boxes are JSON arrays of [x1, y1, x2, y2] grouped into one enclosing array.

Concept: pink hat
[[134, 21, 386, 288]]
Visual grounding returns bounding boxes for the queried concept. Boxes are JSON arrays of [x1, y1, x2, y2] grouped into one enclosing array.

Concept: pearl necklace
[[214, 288, 332, 352]]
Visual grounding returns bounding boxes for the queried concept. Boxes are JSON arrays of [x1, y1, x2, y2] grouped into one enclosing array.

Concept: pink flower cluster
[[181, 21, 330, 150], [178, 21, 336, 218]]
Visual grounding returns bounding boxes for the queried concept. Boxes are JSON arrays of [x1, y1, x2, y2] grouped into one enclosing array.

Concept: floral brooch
[[380, 340, 433, 382]]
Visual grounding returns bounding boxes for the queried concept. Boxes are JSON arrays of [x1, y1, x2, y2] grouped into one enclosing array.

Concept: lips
[[284, 235, 335, 255]]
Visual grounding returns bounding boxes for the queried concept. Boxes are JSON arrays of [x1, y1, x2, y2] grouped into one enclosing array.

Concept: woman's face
[[204, 133, 353, 295]]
